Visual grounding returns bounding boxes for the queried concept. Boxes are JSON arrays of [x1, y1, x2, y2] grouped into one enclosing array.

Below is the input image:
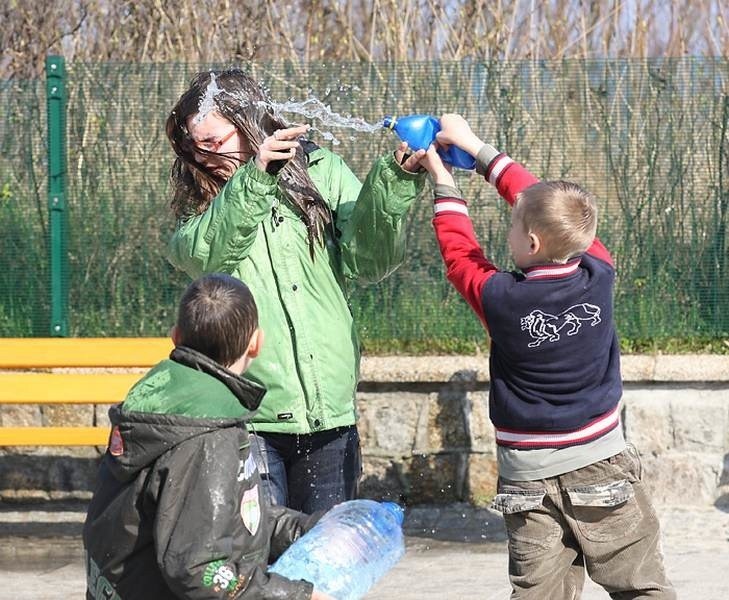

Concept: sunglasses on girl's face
[[195, 128, 238, 153]]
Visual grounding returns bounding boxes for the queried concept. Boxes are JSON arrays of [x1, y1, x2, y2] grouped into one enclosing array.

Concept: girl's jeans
[[492, 445, 676, 599], [249, 425, 361, 514]]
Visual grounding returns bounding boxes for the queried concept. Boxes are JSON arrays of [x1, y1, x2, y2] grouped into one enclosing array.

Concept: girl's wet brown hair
[[166, 69, 332, 257]]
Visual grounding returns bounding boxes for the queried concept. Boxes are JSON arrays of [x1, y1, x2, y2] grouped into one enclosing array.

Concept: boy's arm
[[267, 505, 323, 563], [436, 114, 539, 205], [437, 115, 613, 265], [152, 433, 313, 600], [474, 144, 539, 205], [421, 147, 498, 326]]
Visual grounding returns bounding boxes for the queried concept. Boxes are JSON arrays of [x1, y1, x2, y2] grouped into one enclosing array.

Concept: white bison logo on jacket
[[520, 303, 601, 347]]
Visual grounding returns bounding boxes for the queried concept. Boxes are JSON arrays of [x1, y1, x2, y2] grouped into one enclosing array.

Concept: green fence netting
[[1, 59, 728, 348]]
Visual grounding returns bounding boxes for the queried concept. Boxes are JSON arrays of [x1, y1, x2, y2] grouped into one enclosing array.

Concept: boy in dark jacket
[[419, 115, 675, 599], [83, 273, 330, 600]]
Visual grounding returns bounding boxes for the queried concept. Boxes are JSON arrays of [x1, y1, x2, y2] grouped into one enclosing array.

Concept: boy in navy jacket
[[421, 114, 675, 599]]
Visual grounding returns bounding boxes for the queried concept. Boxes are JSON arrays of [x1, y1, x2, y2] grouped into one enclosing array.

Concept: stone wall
[[2, 355, 728, 507]]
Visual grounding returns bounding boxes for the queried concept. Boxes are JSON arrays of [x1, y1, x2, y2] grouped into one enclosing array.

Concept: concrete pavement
[[1, 502, 727, 599]]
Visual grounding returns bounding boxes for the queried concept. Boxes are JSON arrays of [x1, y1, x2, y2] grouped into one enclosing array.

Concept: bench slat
[[0, 374, 141, 404], [0, 426, 109, 446], [0, 338, 172, 368]]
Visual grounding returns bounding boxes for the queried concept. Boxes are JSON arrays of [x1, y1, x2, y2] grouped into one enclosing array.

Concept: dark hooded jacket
[[83, 346, 318, 600]]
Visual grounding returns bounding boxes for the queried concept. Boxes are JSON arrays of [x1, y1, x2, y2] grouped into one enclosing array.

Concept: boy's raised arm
[[436, 114, 540, 205], [420, 146, 497, 326]]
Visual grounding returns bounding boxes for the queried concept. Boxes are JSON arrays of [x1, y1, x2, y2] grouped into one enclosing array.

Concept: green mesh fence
[[1, 59, 728, 348]]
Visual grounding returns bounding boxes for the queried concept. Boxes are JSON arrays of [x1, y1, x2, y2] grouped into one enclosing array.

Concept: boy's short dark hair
[[176, 273, 258, 367]]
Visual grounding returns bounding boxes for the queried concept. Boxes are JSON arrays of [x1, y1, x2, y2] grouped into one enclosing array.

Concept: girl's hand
[[394, 142, 427, 173], [256, 124, 309, 174], [311, 590, 335, 600], [436, 114, 484, 157]]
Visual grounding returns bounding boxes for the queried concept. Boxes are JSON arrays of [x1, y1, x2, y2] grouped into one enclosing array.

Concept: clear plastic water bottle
[[383, 114, 476, 170], [270, 499, 405, 600]]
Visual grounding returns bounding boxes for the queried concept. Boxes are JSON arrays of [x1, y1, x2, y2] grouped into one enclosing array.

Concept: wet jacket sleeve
[[167, 161, 279, 278], [333, 152, 426, 283], [267, 506, 323, 563], [151, 431, 313, 600]]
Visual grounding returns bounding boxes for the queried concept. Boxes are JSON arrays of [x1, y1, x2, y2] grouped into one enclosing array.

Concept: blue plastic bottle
[[383, 114, 476, 170], [270, 499, 405, 600]]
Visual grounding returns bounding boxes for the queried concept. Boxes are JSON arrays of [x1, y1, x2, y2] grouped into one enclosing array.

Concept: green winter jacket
[[168, 146, 425, 434]]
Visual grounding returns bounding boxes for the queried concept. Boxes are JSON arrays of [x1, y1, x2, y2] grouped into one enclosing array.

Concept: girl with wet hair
[[166, 69, 426, 514]]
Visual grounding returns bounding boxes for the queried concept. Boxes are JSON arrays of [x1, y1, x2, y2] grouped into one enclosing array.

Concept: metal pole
[[46, 55, 68, 336]]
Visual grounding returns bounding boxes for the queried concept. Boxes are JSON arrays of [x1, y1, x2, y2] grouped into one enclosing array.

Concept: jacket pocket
[[568, 479, 641, 542]]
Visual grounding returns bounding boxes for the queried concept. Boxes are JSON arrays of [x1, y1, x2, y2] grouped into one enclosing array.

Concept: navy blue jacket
[[432, 155, 621, 449]]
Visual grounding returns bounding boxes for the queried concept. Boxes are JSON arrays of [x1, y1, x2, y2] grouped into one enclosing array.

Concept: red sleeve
[[585, 237, 614, 267], [484, 154, 540, 206], [432, 198, 498, 327]]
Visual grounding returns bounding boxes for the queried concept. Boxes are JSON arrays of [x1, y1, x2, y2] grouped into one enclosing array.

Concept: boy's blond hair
[[513, 180, 597, 263]]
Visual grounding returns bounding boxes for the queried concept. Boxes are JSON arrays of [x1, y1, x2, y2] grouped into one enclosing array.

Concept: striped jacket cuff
[[484, 153, 514, 186], [474, 143, 502, 176], [433, 197, 469, 217], [434, 183, 463, 200]]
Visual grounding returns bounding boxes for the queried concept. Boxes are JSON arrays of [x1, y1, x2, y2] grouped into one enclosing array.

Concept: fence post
[[46, 55, 68, 337]]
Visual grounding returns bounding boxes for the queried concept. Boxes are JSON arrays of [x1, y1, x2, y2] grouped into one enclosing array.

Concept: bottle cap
[[383, 116, 397, 130], [381, 501, 405, 526]]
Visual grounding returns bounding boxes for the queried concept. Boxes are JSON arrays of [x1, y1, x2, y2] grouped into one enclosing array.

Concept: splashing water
[[269, 97, 383, 146], [193, 72, 382, 145], [194, 73, 223, 125]]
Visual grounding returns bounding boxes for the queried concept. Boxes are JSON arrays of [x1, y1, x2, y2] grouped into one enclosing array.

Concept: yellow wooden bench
[[0, 338, 172, 446]]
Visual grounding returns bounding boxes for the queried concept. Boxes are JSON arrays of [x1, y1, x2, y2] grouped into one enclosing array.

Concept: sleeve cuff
[[474, 144, 501, 176], [386, 152, 427, 180], [433, 197, 469, 217], [434, 183, 463, 200]]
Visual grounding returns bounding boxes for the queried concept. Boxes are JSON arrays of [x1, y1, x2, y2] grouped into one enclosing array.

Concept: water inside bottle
[[270, 499, 405, 600]]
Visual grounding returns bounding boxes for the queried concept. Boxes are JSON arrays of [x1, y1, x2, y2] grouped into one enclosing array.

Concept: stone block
[[465, 453, 499, 506], [0, 454, 101, 497], [669, 393, 728, 453], [403, 453, 465, 504], [622, 390, 673, 454], [654, 355, 729, 381], [0, 404, 42, 427], [640, 452, 722, 506], [44, 404, 95, 427], [426, 389, 469, 452], [360, 455, 407, 502], [620, 355, 656, 381], [356, 392, 422, 455], [95, 405, 112, 429], [465, 391, 495, 452]]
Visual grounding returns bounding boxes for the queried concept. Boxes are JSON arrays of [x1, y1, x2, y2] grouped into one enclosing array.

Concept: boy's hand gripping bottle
[[270, 499, 406, 600], [383, 114, 476, 170]]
